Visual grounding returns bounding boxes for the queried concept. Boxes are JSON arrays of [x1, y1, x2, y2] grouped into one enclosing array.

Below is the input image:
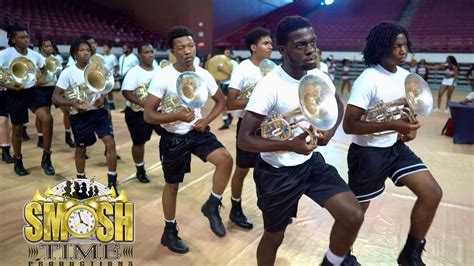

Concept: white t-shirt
[[148, 65, 218, 134], [119, 53, 139, 76], [222, 59, 239, 85], [347, 64, 409, 148], [229, 59, 263, 118], [246, 66, 336, 168], [121, 65, 159, 108], [54, 54, 64, 65], [67, 55, 75, 67], [103, 53, 118, 72], [0, 47, 45, 89], [56, 64, 100, 113], [319, 62, 329, 74]]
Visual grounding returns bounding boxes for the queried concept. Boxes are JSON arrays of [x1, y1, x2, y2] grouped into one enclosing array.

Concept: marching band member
[[102, 42, 119, 110]]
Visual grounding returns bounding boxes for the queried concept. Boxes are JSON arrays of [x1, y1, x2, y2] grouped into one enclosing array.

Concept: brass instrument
[[130, 81, 151, 112], [236, 59, 277, 100], [161, 71, 208, 113], [260, 74, 337, 145], [90, 54, 105, 64], [207, 55, 233, 81], [45, 56, 62, 83], [63, 83, 100, 115], [0, 57, 37, 90], [84, 62, 114, 94], [363, 73, 433, 136], [160, 59, 171, 68]]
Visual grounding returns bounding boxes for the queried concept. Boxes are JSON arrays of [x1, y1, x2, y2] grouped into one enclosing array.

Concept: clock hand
[[78, 212, 85, 224]]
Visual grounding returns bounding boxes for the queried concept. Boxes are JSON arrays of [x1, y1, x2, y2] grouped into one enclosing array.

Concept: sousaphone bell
[[161, 71, 208, 114]]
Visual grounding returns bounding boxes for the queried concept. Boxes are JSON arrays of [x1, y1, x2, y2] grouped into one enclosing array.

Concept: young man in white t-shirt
[[238, 16, 363, 266], [122, 42, 163, 183], [118, 43, 139, 84], [343, 22, 442, 265], [144, 26, 233, 254], [52, 38, 119, 193], [37, 38, 75, 149], [0, 26, 55, 176], [225, 27, 273, 230], [103, 42, 119, 110]]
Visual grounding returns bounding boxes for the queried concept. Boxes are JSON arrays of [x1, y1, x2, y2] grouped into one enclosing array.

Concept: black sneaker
[[76, 174, 87, 179], [342, 250, 361, 266], [397, 235, 426, 266], [41, 151, 55, 176], [201, 194, 226, 237], [22, 127, 30, 141], [136, 169, 150, 183], [37, 136, 44, 148], [229, 199, 253, 230], [1, 147, 14, 164], [107, 174, 118, 195], [13, 155, 28, 176], [320, 256, 332, 266], [161, 221, 189, 254], [65, 138, 76, 148]]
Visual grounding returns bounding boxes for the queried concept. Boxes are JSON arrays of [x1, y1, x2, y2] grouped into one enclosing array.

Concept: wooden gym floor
[[0, 89, 472, 265]]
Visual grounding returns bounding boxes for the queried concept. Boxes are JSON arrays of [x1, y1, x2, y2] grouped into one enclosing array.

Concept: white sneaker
[[443, 109, 449, 114], [433, 108, 440, 112]]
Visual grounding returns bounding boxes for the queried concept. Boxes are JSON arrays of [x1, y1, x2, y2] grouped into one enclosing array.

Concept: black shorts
[[29, 86, 54, 112], [220, 83, 230, 96], [159, 128, 224, 183], [347, 142, 428, 203], [5, 87, 53, 124], [254, 152, 350, 232], [70, 109, 114, 147], [0, 90, 8, 117], [236, 118, 259, 168], [124, 106, 164, 145]]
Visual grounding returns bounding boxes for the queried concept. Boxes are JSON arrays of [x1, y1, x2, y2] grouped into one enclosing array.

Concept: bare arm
[[226, 87, 248, 111], [36, 67, 47, 86], [202, 89, 226, 124], [52, 87, 74, 107], [238, 111, 316, 154], [342, 104, 419, 136], [122, 90, 143, 106]]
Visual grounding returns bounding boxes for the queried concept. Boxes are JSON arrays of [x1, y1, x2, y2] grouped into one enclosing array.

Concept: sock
[[211, 192, 222, 200], [326, 249, 345, 266], [108, 171, 117, 176], [76, 172, 85, 178], [38, 133, 43, 137], [65, 128, 72, 132], [1, 144, 10, 147], [165, 218, 176, 224], [135, 162, 144, 167], [231, 197, 241, 202]]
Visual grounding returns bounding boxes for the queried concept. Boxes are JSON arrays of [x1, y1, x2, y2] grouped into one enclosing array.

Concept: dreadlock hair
[[245, 27, 271, 53], [276, 16, 312, 46], [362, 21, 412, 66], [7, 25, 28, 47], [167, 26, 194, 49], [70, 38, 91, 60]]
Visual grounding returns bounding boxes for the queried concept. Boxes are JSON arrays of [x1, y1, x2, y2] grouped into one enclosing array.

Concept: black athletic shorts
[[29, 86, 54, 112], [236, 118, 259, 168], [254, 152, 350, 232], [70, 109, 114, 147], [0, 90, 8, 117], [124, 106, 164, 145], [347, 142, 428, 203], [159, 128, 224, 183]]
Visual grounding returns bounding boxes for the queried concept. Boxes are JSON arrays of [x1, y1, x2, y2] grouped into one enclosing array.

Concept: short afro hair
[[167, 26, 194, 49], [276, 16, 312, 46], [245, 27, 271, 53]]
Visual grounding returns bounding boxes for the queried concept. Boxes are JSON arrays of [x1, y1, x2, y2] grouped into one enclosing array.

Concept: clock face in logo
[[65, 205, 98, 238]]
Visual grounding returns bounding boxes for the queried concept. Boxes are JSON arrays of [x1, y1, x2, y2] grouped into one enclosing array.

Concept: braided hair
[[7, 25, 28, 47], [362, 21, 412, 66]]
